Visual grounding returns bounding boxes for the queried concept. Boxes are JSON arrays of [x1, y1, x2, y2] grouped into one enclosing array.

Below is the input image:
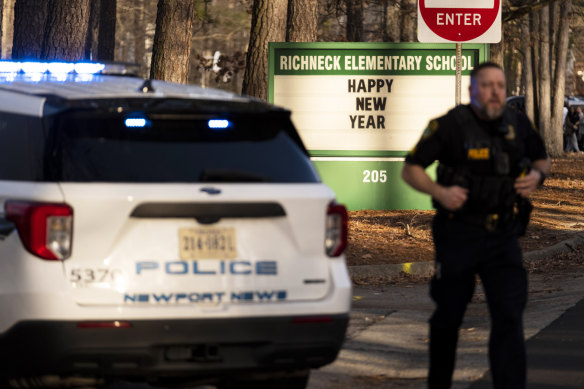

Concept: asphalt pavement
[[309, 232, 584, 389], [469, 297, 584, 389]]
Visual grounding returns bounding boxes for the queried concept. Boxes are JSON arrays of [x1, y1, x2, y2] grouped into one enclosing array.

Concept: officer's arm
[[514, 157, 551, 197], [401, 163, 468, 211]]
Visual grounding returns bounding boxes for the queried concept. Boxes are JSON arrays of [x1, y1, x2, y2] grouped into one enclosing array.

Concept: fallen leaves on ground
[[346, 154, 584, 274]]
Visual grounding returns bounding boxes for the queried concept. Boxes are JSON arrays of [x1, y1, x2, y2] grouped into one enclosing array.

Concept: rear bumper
[[0, 315, 349, 381]]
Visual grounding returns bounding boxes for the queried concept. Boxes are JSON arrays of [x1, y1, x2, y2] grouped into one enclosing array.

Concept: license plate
[[179, 228, 237, 260]]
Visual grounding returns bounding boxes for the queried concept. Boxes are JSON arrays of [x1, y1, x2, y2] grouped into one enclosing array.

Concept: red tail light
[[5, 201, 73, 260], [326, 202, 348, 257]]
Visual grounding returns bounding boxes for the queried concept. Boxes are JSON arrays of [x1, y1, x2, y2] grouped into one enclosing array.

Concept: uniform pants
[[428, 216, 527, 389]]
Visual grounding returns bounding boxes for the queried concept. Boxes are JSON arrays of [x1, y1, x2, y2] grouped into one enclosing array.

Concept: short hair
[[470, 61, 503, 80]]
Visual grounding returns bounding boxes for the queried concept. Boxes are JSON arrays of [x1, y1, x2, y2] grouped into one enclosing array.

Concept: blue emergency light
[[124, 118, 149, 128], [208, 119, 232, 129], [0, 60, 105, 75]]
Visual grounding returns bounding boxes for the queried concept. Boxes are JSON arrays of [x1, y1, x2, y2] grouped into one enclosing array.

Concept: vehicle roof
[[0, 72, 258, 117], [0, 73, 250, 101], [567, 96, 584, 107]]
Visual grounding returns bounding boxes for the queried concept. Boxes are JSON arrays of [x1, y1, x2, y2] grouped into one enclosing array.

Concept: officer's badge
[[505, 124, 516, 140]]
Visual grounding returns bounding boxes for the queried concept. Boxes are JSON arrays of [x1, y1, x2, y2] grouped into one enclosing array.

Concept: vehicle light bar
[[0, 60, 106, 75]]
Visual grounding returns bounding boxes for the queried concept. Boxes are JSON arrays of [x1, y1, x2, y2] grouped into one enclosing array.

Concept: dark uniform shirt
[[406, 104, 547, 171], [406, 104, 547, 220]]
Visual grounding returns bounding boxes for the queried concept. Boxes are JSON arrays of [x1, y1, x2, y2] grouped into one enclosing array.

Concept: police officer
[[401, 62, 550, 389]]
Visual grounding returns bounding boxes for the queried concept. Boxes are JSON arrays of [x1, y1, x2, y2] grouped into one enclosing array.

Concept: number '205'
[[362, 170, 387, 183]]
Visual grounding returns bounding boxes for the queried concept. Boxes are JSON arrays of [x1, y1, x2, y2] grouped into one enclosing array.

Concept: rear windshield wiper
[[199, 169, 270, 183]]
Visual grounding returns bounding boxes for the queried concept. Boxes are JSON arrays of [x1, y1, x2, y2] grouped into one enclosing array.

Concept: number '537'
[[70, 268, 121, 283]]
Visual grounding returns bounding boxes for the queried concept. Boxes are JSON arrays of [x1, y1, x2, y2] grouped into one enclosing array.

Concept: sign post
[[417, 0, 502, 104], [456, 43, 462, 104]]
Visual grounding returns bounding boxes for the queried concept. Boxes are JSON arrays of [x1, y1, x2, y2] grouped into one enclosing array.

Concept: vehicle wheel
[[218, 370, 309, 389]]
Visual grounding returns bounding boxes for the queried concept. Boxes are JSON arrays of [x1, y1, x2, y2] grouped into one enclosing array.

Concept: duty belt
[[440, 211, 516, 232]]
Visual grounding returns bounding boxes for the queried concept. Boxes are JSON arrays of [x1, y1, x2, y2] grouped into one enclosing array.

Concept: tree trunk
[[490, 15, 505, 68], [150, 0, 196, 83], [531, 11, 540, 130], [0, 0, 4, 57], [286, 0, 317, 42], [550, 0, 572, 157], [42, 0, 91, 61], [399, 0, 415, 42], [489, 34, 504, 67], [382, 0, 400, 42], [12, 0, 48, 59], [133, 0, 146, 77], [346, 0, 363, 41], [521, 14, 535, 125], [98, 0, 117, 61], [242, 0, 287, 99], [565, 48, 575, 96], [85, 0, 100, 60], [538, 6, 554, 154], [2, 0, 14, 59]]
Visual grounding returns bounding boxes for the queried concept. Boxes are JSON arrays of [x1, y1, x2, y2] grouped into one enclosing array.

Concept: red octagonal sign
[[418, 0, 501, 43]]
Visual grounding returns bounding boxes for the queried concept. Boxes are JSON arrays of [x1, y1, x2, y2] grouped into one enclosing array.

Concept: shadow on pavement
[[469, 298, 584, 389]]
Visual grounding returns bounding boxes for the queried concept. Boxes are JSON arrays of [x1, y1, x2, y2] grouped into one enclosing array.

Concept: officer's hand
[[514, 170, 540, 197], [436, 185, 468, 211]]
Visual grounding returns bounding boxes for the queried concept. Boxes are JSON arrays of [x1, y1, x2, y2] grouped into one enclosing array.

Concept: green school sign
[[268, 42, 488, 210]]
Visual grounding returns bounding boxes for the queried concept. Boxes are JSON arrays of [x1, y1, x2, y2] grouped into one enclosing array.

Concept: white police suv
[[0, 61, 351, 388]]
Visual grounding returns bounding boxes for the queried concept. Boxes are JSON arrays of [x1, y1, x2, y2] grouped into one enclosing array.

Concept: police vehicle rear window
[[45, 106, 320, 183]]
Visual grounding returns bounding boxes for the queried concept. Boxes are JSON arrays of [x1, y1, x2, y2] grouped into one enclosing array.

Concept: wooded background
[[0, 0, 582, 156]]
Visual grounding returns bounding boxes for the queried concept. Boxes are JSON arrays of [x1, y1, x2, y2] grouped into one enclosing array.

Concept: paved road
[[469, 297, 584, 389], [309, 265, 584, 389]]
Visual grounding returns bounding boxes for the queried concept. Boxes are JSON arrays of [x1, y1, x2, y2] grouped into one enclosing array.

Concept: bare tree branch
[[504, 0, 566, 23]]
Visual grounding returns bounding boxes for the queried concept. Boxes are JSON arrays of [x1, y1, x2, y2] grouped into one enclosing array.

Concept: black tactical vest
[[436, 105, 526, 215]]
